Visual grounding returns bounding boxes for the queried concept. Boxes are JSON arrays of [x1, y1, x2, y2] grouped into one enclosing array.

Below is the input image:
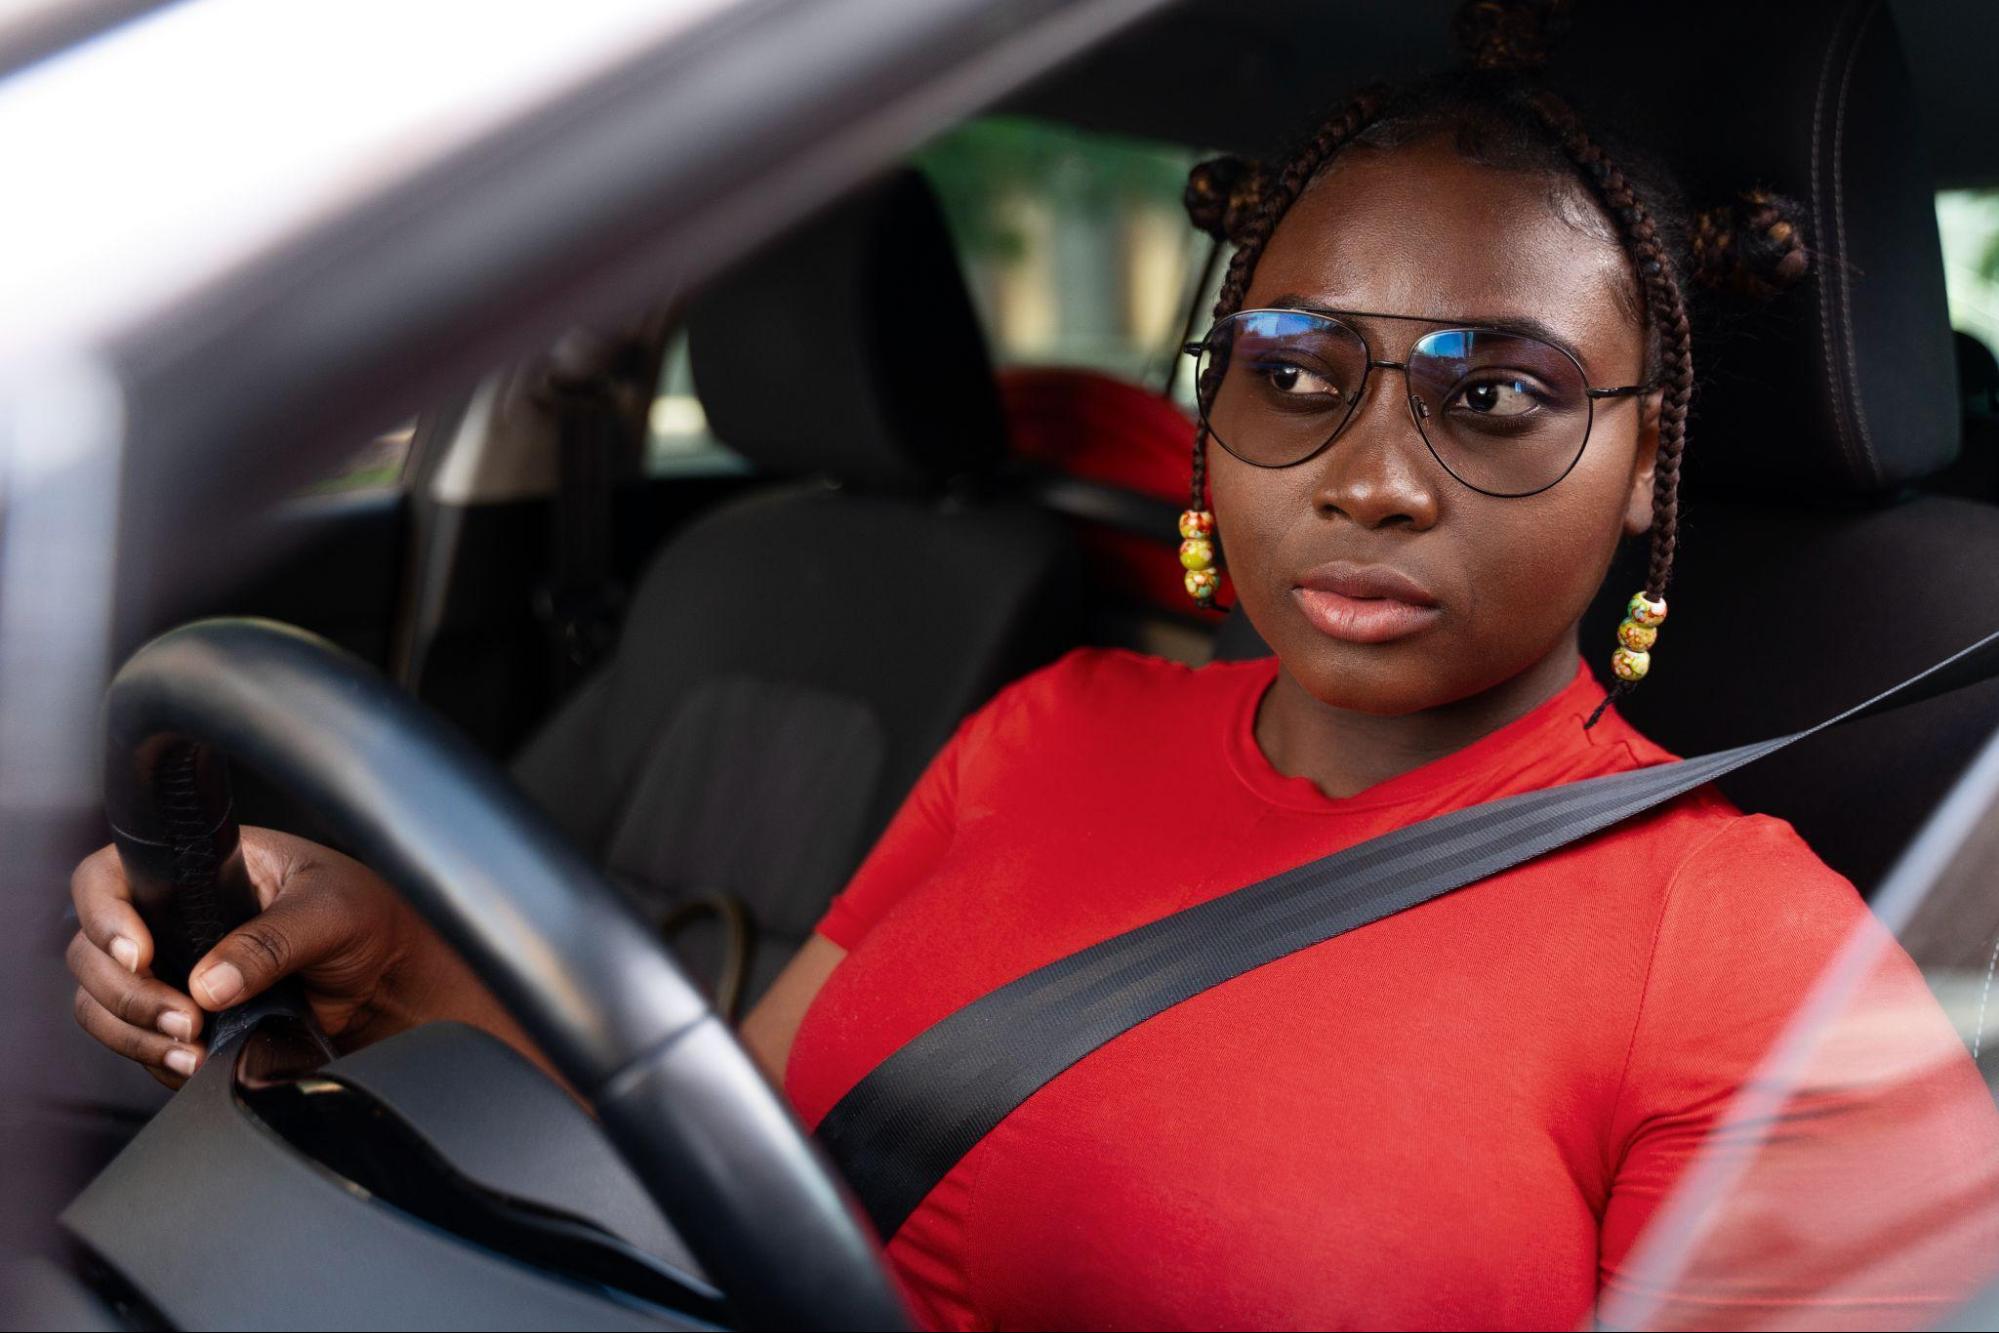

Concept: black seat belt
[[818, 626, 1999, 1241], [531, 325, 664, 690]]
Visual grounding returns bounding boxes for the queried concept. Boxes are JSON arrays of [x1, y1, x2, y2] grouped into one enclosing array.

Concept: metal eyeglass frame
[[1183, 307, 1653, 499]]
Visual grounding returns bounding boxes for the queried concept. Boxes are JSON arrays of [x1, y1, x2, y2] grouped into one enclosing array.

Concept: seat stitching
[[1831, 1, 1884, 480], [1809, 8, 1857, 473]]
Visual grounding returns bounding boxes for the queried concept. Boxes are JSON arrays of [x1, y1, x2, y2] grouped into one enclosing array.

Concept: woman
[[63, 20, 1999, 1331]]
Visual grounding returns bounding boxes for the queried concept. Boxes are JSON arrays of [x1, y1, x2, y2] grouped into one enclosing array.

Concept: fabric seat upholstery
[[1558, 0, 1999, 895], [512, 172, 1080, 1006]]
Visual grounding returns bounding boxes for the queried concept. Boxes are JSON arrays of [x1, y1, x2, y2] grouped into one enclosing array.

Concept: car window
[[1602, 739, 1999, 1329], [915, 115, 1219, 407], [1939, 188, 1999, 354], [643, 329, 751, 478], [642, 117, 1218, 478]]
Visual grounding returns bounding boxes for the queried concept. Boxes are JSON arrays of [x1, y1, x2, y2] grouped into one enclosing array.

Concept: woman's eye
[[1256, 361, 1343, 402], [1449, 377, 1540, 417]]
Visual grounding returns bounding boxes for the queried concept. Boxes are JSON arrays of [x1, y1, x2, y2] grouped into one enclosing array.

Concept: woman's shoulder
[[1633, 794, 1868, 960]]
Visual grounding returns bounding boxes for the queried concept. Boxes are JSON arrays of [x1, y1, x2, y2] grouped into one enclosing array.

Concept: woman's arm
[[740, 934, 847, 1085], [1598, 815, 1999, 1328], [736, 678, 1003, 1087]]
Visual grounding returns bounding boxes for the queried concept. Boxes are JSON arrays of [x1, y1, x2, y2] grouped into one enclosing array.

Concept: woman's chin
[[1274, 638, 1463, 717]]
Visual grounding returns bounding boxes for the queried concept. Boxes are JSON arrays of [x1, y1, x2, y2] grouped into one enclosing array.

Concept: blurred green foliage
[[914, 116, 1199, 262], [1938, 190, 1999, 353]]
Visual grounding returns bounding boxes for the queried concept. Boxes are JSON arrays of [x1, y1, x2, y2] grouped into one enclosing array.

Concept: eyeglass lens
[[1195, 310, 1595, 497]]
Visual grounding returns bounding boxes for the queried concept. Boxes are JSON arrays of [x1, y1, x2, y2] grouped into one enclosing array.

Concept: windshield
[[0, 0, 743, 361]]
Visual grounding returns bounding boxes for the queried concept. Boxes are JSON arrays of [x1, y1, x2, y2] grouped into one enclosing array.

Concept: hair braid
[[1518, 91, 1694, 603], [1190, 424, 1209, 512], [1190, 90, 1389, 523], [1210, 90, 1389, 325]]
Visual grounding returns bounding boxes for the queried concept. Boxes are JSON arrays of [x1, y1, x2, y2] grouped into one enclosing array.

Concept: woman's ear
[[1621, 389, 1663, 536]]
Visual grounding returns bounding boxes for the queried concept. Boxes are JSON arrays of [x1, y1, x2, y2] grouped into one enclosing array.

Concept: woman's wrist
[[387, 926, 568, 1088]]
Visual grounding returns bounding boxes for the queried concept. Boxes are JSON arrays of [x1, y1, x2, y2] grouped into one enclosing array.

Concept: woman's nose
[[1309, 377, 1441, 530]]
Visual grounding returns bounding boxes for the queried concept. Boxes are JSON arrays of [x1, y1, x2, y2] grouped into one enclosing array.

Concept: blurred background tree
[[915, 116, 1211, 381], [917, 116, 1195, 260], [1940, 189, 1999, 358]]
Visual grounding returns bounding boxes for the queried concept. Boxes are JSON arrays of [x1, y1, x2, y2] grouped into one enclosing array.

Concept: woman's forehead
[[1243, 142, 1641, 362]]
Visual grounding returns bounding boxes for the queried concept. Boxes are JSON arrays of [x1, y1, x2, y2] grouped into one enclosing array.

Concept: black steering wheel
[[100, 617, 909, 1331]]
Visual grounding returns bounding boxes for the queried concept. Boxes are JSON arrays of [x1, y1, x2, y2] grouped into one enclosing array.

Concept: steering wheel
[[100, 617, 909, 1331]]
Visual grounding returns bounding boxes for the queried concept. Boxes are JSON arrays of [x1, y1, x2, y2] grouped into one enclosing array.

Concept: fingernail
[[196, 962, 242, 1008], [110, 936, 139, 972], [164, 1047, 198, 1077], [158, 1011, 192, 1042]]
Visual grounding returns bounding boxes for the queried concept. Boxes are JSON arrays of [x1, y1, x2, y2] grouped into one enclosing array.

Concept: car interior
[[22, 0, 1999, 1326], [228, 0, 1999, 985]]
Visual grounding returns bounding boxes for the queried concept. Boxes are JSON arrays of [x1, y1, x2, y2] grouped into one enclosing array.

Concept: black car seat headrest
[[1548, 0, 1956, 497], [687, 169, 1007, 490]]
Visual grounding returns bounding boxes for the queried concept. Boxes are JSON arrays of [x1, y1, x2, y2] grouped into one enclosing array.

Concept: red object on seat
[[998, 366, 1232, 612]]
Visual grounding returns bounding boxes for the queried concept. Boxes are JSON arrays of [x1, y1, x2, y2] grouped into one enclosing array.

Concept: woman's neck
[[1253, 632, 1584, 800]]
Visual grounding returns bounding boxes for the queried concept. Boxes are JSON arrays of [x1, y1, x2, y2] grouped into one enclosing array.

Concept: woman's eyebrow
[[1262, 293, 1587, 363]]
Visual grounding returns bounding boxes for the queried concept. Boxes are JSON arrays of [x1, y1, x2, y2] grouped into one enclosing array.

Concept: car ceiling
[[1006, 0, 1999, 190]]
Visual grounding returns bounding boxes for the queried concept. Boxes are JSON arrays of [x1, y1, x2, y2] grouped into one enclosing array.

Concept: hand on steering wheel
[[91, 617, 908, 1330], [68, 828, 516, 1089]]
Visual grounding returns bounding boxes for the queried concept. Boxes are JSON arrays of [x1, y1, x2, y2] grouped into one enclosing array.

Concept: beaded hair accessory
[[1178, 508, 1219, 608], [1612, 592, 1667, 682]]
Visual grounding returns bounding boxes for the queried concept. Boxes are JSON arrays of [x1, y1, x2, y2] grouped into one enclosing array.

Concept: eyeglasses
[[1184, 308, 1650, 499]]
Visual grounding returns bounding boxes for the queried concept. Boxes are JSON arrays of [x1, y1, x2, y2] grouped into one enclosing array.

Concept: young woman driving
[[63, 10, 1999, 1330]]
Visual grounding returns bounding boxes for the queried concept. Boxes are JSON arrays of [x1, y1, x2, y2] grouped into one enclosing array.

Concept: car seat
[[510, 171, 1081, 1011], [1556, 0, 1999, 898]]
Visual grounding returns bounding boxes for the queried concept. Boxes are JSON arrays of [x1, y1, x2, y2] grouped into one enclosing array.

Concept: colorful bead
[[1616, 618, 1658, 652], [1626, 592, 1668, 627], [1179, 510, 1220, 605], [1610, 646, 1650, 682], [1609, 590, 1666, 688]]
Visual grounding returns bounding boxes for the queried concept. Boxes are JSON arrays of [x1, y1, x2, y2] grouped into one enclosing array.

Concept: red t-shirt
[[785, 649, 1999, 1331]]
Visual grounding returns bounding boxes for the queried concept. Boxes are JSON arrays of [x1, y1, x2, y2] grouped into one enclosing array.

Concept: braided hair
[[1183, 3, 1807, 716]]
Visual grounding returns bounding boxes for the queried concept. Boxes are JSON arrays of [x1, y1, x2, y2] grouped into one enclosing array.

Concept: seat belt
[[531, 326, 662, 690], [817, 626, 1999, 1241]]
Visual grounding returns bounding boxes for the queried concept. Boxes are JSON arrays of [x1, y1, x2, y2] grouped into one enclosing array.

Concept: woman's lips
[[1291, 563, 1442, 644]]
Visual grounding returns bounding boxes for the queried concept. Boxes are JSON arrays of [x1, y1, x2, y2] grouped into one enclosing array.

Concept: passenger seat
[[510, 172, 1081, 1012]]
